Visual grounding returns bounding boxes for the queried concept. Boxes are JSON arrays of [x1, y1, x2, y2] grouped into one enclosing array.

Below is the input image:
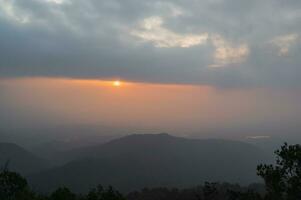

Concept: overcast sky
[[0, 0, 300, 87], [0, 0, 300, 139]]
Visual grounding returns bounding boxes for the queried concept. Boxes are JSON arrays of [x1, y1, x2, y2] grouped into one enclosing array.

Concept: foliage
[[0, 169, 28, 200], [203, 182, 219, 200], [257, 143, 301, 200], [0, 143, 300, 200], [86, 185, 126, 200], [50, 187, 76, 200]]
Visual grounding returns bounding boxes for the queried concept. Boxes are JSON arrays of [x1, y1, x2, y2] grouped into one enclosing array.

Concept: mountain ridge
[[0, 142, 50, 175], [29, 133, 270, 193]]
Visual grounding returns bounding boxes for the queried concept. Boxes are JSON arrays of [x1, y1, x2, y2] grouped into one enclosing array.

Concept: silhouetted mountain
[[0, 143, 49, 175], [29, 133, 271, 193]]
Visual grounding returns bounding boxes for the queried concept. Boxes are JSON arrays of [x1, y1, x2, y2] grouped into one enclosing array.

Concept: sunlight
[[113, 80, 121, 87]]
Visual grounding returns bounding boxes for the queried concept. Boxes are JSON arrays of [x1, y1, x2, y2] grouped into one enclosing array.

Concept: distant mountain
[[30, 133, 122, 166], [29, 133, 271, 193], [0, 143, 49, 175]]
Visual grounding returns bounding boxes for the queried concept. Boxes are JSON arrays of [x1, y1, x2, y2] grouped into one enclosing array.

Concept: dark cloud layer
[[0, 0, 300, 88]]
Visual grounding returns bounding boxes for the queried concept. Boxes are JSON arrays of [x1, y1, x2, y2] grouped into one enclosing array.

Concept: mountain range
[[0, 142, 49, 175], [27, 133, 271, 193]]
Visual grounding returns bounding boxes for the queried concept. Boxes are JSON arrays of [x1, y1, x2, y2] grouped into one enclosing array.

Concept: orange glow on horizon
[[0, 77, 213, 90], [113, 80, 121, 87], [2, 76, 294, 132]]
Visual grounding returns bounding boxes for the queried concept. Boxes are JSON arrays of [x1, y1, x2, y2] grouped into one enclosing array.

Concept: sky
[[0, 0, 300, 139]]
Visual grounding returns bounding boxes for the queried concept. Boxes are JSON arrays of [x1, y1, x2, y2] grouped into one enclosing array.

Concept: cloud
[[269, 33, 299, 56], [246, 136, 271, 139], [0, 0, 30, 24], [0, 0, 300, 89], [131, 16, 249, 67], [45, 0, 69, 4], [131, 16, 208, 48], [210, 35, 249, 67]]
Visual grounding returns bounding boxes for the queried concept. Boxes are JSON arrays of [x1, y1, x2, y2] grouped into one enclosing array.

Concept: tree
[[227, 189, 262, 200], [0, 169, 28, 200], [86, 185, 125, 200], [203, 182, 218, 200], [257, 143, 301, 200], [50, 187, 76, 200]]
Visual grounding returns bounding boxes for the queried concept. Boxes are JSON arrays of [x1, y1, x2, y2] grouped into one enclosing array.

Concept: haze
[[1, 1, 301, 198], [1, 0, 301, 140], [0, 77, 300, 141]]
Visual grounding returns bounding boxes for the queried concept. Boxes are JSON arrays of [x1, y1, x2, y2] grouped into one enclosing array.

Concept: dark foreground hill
[[29, 133, 271, 193], [0, 143, 49, 175]]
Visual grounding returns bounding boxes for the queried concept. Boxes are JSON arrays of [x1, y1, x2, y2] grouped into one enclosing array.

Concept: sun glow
[[113, 80, 121, 87]]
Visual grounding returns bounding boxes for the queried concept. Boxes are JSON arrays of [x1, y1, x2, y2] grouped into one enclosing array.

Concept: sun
[[113, 80, 121, 87]]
